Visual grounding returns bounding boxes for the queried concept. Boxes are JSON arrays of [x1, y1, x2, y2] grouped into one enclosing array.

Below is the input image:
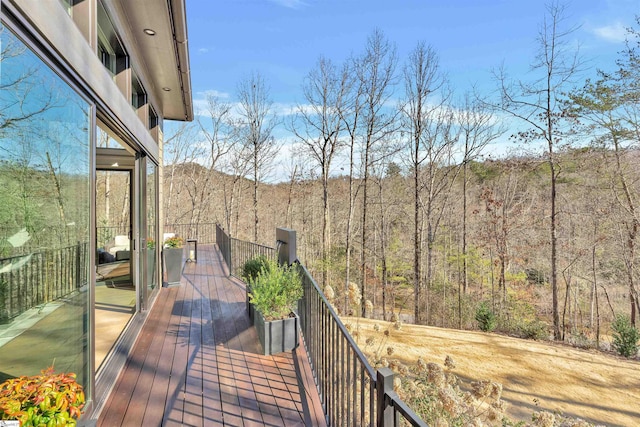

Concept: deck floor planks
[[122, 286, 174, 426], [199, 262, 224, 426], [162, 270, 194, 427], [97, 244, 325, 426], [135, 286, 184, 426]]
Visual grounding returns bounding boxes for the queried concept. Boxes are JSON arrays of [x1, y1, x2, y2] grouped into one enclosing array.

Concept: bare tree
[[478, 160, 533, 308], [219, 138, 251, 235], [492, 2, 582, 339], [338, 58, 363, 314], [290, 56, 349, 286], [401, 41, 446, 324], [354, 29, 399, 316], [237, 72, 279, 243], [162, 122, 201, 223], [187, 94, 235, 228], [569, 79, 640, 324], [421, 106, 460, 325], [457, 94, 504, 298]]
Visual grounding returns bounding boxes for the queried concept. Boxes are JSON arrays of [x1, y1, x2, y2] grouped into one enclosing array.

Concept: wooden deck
[[97, 244, 325, 427]]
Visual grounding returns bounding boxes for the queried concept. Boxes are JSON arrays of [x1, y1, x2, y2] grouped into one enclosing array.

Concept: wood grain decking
[[97, 245, 325, 427]]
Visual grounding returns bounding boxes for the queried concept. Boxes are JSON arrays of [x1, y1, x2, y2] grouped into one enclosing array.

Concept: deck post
[[376, 367, 396, 427], [276, 228, 297, 266]]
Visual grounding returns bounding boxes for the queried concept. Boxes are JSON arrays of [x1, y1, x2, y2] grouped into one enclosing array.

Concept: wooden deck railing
[[215, 224, 427, 427]]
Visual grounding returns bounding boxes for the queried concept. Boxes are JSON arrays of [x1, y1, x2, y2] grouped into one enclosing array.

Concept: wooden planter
[[163, 247, 184, 287], [253, 309, 299, 355]]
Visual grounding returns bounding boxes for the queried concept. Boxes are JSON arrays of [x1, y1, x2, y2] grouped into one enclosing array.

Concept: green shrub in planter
[[247, 258, 302, 321], [241, 255, 272, 283]]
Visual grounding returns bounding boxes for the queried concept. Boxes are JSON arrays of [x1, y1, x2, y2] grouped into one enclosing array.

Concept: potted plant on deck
[[242, 255, 272, 321], [163, 236, 184, 287], [245, 258, 303, 355]]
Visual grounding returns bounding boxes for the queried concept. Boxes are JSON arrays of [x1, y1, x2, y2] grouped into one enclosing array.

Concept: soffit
[[117, 0, 193, 121]]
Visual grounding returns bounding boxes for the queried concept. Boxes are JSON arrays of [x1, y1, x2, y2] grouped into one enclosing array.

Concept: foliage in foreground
[[611, 315, 640, 358], [0, 367, 85, 426], [241, 255, 272, 283]]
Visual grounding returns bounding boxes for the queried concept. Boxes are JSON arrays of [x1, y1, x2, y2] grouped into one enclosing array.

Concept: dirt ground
[[344, 317, 640, 427]]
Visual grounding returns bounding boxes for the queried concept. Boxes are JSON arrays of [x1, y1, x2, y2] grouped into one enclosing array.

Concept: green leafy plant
[[147, 238, 156, 250], [247, 258, 302, 321], [611, 314, 639, 358], [241, 255, 271, 283], [0, 367, 85, 426], [475, 301, 497, 332], [163, 236, 184, 248]]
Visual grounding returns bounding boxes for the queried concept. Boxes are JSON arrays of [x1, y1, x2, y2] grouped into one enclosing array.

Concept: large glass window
[[132, 72, 146, 111], [97, 0, 127, 79], [0, 24, 91, 388]]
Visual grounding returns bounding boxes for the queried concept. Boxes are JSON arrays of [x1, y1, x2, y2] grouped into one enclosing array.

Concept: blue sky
[[171, 0, 639, 176], [186, 0, 635, 105]]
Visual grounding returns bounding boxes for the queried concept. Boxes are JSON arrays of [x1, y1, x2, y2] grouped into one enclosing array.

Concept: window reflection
[[0, 24, 91, 388]]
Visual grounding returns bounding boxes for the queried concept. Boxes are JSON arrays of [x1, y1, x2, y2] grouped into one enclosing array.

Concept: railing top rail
[[229, 236, 276, 252], [387, 392, 429, 427], [0, 242, 88, 263], [299, 262, 377, 379], [164, 222, 218, 227]]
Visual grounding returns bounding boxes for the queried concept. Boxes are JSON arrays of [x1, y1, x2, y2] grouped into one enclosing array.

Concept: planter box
[[253, 309, 299, 355], [147, 250, 157, 289], [246, 287, 254, 322], [163, 247, 184, 287]]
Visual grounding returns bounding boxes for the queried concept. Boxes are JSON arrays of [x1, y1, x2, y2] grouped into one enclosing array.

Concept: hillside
[[345, 317, 640, 426], [164, 147, 640, 349]]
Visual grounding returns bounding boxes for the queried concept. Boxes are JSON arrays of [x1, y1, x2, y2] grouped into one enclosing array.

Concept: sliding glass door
[[95, 168, 135, 369], [144, 159, 159, 305], [94, 137, 159, 368]]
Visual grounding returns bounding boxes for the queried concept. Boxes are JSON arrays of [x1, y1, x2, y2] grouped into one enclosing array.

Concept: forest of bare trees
[[163, 5, 640, 350]]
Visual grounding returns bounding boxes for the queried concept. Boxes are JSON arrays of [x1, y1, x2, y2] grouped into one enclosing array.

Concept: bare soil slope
[[345, 318, 640, 426]]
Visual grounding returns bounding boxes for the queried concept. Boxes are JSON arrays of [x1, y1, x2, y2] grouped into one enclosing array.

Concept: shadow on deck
[[97, 244, 325, 426]]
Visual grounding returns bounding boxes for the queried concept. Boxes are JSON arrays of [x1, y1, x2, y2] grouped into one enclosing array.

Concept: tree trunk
[[414, 152, 422, 324], [462, 162, 468, 295], [360, 162, 369, 317]]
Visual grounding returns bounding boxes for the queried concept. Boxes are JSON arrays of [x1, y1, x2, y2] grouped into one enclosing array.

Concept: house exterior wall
[[0, 0, 191, 421]]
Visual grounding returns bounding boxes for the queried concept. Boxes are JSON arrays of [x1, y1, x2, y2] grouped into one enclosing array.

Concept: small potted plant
[[245, 258, 303, 355], [0, 367, 85, 426], [163, 236, 184, 287]]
